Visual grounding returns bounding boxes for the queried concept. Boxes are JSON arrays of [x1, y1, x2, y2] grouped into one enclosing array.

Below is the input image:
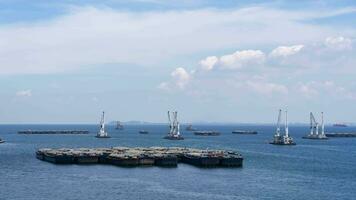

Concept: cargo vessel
[[302, 112, 328, 140], [185, 125, 197, 131], [18, 130, 89, 134], [139, 130, 149, 134], [194, 131, 220, 136], [36, 147, 243, 168], [115, 121, 124, 130], [270, 109, 296, 145], [333, 123, 347, 127], [232, 130, 257, 134], [96, 111, 111, 138], [325, 133, 356, 137]]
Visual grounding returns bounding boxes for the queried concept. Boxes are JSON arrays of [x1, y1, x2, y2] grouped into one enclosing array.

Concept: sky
[[0, 0, 356, 124]]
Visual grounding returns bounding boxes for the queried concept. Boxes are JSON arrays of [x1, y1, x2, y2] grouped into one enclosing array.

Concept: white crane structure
[[271, 109, 295, 145], [164, 111, 183, 140], [303, 112, 327, 139], [96, 111, 110, 138]]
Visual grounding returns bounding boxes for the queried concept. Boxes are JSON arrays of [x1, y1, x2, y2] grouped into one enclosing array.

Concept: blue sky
[[0, 0, 356, 124]]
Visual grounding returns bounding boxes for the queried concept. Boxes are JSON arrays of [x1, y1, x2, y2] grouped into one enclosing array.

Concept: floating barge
[[36, 147, 243, 168], [325, 133, 356, 137], [232, 130, 257, 135], [194, 131, 220, 136], [18, 130, 89, 134]]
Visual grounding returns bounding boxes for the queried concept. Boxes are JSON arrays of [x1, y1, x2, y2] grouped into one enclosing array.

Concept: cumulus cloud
[[269, 45, 304, 57], [16, 90, 32, 97], [199, 56, 218, 71], [219, 50, 266, 69], [0, 6, 352, 75], [298, 81, 356, 99], [324, 36, 352, 50], [246, 81, 288, 95], [171, 67, 191, 89]]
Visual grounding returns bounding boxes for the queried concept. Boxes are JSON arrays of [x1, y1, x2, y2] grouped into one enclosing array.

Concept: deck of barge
[[36, 147, 243, 168]]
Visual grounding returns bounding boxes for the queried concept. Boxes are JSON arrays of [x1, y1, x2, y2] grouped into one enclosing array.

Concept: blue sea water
[[0, 124, 356, 200]]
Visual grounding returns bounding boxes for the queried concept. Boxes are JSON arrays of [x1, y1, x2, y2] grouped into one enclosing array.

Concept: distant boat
[[116, 121, 124, 130], [232, 130, 257, 135], [0, 138, 4, 143], [139, 130, 149, 134], [186, 124, 197, 131], [194, 131, 220, 136], [333, 123, 348, 127], [96, 111, 110, 138]]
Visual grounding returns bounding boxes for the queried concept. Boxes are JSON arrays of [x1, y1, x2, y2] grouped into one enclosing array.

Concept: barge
[[36, 147, 243, 168], [325, 133, 356, 137], [232, 130, 257, 135], [194, 131, 220, 136], [18, 130, 89, 134]]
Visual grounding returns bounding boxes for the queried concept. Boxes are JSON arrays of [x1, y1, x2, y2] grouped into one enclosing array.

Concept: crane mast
[[276, 109, 282, 137]]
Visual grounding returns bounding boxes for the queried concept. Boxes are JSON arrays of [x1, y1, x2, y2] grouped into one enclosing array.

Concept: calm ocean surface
[[0, 124, 355, 200]]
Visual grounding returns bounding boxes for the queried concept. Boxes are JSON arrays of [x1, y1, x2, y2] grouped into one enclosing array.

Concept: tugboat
[[115, 121, 124, 130], [95, 111, 110, 138], [139, 130, 149, 134], [302, 112, 328, 140], [270, 109, 296, 145], [164, 111, 184, 140], [186, 124, 197, 131]]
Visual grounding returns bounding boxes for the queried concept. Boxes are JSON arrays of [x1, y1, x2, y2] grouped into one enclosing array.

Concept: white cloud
[[246, 80, 288, 95], [199, 56, 218, 71], [269, 45, 304, 57], [171, 67, 191, 89], [219, 50, 266, 69], [16, 90, 32, 97], [324, 36, 352, 50], [0, 6, 351, 75]]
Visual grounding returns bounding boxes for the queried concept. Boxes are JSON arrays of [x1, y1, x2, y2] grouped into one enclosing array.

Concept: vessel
[[18, 130, 89, 134], [270, 109, 296, 145], [36, 147, 243, 168], [164, 111, 184, 140], [194, 131, 220, 136], [232, 130, 257, 134], [0, 138, 4, 143], [139, 130, 149, 134], [302, 112, 328, 140], [186, 124, 197, 131], [333, 123, 348, 127], [325, 133, 356, 137], [115, 121, 124, 130], [95, 111, 111, 138]]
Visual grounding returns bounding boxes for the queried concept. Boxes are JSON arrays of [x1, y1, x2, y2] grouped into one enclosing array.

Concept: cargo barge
[[36, 147, 243, 168], [18, 130, 89, 134], [194, 131, 220, 136], [232, 130, 257, 134], [325, 133, 356, 137]]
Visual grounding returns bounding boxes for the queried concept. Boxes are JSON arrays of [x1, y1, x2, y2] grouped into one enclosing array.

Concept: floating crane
[[164, 111, 184, 140], [96, 111, 110, 138], [303, 112, 328, 140], [270, 109, 296, 145]]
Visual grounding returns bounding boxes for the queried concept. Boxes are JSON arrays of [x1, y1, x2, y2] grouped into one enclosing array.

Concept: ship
[[270, 109, 296, 145], [333, 123, 348, 127], [115, 121, 124, 130], [0, 138, 4, 143], [302, 112, 328, 140], [139, 130, 149, 134], [186, 124, 197, 131], [164, 111, 184, 140], [194, 131, 220, 136], [95, 111, 111, 138], [232, 130, 257, 134]]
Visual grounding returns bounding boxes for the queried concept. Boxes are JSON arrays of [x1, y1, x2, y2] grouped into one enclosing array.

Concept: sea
[[0, 124, 355, 200]]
